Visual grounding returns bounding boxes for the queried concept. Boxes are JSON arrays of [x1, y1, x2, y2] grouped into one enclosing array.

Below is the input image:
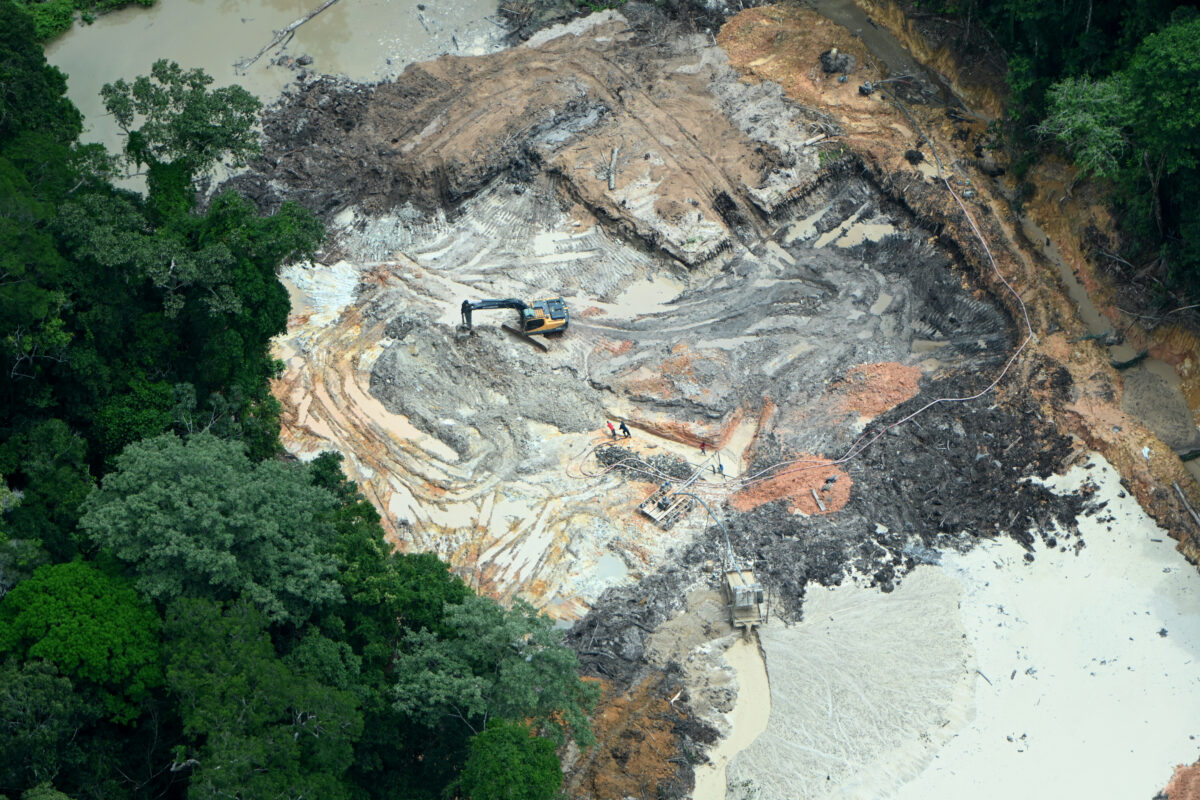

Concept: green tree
[[0, 3, 81, 145], [0, 158, 72, 390], [309, 453, 469, 663], [100, 58, 261, 207], [458, 720, 562, 800], [1123, 13, 1200, 243], [11, 0, 157, 42], [165, 599, 362, 800], [1, 44, 320, 467], [1041, 13, 1200, 288], [50, 187, 320, 462], [92, 379, 174, 464], [0, 660, 102, 796], [392, 594, 597, 746], [80, 433, 342, 625], [0, 419, 93, 561], [21, 783, 74, 800], [1038, 74, 1132, 179], [0, 561, 161, 721]]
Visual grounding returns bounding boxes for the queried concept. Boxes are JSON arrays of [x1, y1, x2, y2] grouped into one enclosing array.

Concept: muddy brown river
[[45, 0, 501, 155]]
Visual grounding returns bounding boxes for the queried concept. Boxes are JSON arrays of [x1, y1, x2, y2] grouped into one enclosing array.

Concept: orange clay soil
[[564, 676, 686, 799], [835, 362, 922, 418], [1165, 761, 1200, 800], [730, 457, 851, 515]]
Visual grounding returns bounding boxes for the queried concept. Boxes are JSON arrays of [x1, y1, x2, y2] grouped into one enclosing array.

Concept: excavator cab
[[525, 298, 569, 334]]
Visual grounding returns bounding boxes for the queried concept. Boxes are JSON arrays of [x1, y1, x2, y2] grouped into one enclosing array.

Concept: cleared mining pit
[[228, 5, 1200, 798]]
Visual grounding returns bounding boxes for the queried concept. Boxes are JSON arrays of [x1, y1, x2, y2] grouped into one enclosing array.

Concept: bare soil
[[233, 3, 1200, 796]]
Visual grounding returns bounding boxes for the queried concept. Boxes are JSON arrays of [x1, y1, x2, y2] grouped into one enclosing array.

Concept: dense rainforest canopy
[[0, 3, 595, 798], [931, 0, 1200, 296]]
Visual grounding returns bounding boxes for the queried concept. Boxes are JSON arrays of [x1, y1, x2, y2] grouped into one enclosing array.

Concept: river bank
[[45, 0, 505, 158]]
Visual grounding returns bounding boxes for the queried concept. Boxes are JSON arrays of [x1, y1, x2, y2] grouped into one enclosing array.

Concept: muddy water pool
[[45, 0, 501, 155]]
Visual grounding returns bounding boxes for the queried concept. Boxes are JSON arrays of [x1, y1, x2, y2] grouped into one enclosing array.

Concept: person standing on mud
[[607, 421, 617, 439], [699, 441, 707, 455], [619, 421, 631, 438]]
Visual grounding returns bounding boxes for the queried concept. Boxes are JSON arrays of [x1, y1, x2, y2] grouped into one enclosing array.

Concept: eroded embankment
[[719, 3, 1200, 553], [238, 7, 1159, 797]]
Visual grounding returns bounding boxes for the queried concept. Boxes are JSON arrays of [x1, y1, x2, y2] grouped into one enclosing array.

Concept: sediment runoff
[[237, 6, 1200, 797]]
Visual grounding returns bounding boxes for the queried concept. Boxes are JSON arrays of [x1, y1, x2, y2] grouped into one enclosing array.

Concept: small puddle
[[869, 291, 894, 315], [595, 552, 629, 581], [837, 220, 897, 248], [693, 636, 772, 800], [812, 205, 897, 249], [782, 203, 831, 244], [610, 272, 687, 317]]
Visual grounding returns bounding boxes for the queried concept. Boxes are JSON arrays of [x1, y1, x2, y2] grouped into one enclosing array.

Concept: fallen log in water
[[235, 0, 342, 71]]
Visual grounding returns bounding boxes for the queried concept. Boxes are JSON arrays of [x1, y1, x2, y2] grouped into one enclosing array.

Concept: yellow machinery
[[460, 297, 569, 336], [723, 566, 765, 638]]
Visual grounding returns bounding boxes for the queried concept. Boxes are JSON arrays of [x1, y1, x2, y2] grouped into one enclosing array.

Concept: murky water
[[803, 0, 960, 106], [594, 552, 629, 581], [45, 0, 501, 155], [693, 636, 771, 800]]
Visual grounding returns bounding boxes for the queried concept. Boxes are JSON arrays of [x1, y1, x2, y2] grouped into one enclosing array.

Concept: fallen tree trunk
[[235, 0, 342, 71]]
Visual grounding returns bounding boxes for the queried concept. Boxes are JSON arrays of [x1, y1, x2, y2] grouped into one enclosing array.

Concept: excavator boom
[[460, 297, 569, 337]]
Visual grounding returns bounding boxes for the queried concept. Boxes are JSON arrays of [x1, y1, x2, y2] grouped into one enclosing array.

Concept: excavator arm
[[459, 297, 569, 336], [460, 298, 529, 330]]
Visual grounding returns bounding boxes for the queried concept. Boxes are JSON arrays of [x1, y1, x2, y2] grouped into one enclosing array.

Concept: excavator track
[[501, 324, 549, 352]]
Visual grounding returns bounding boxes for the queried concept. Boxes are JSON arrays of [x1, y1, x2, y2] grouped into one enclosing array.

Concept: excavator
[[459, 297, 569, 349]]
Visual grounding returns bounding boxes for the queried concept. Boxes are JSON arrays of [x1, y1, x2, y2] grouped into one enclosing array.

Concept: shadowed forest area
[[919, 0, 1200, 298]]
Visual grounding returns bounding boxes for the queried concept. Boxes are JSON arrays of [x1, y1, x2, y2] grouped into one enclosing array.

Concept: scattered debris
[[819, 47, 856, 74]]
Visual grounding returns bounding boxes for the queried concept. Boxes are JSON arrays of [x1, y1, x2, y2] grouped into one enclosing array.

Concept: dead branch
[[1173, 483, 1200, 531], [235, 0, 342, 71]]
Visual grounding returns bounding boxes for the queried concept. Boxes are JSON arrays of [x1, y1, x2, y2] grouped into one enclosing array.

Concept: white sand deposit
[[715, 455, 1200, 799], [725, 567, 973, 799]]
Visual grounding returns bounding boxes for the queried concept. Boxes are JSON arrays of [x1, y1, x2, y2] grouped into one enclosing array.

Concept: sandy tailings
[[726, 456, 1200, 799], [263, 11, 1033, 620], [728, 568, 970, 798], [243, 4, 1200, 795]]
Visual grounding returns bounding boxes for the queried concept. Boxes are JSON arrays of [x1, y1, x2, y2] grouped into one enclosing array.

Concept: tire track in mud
[[255, 3, 1083, 665]]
